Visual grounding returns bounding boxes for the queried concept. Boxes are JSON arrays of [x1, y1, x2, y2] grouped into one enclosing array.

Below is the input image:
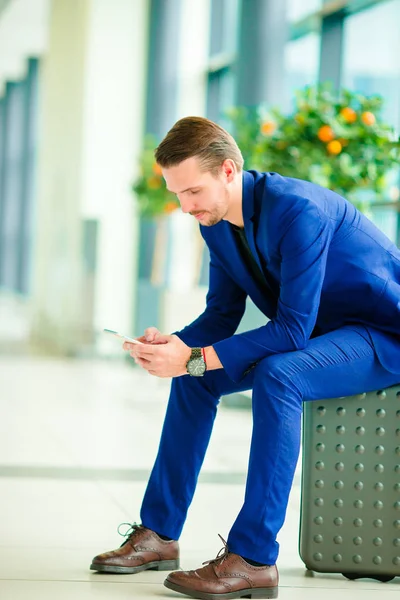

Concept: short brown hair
[[155, 116, 244, 174]]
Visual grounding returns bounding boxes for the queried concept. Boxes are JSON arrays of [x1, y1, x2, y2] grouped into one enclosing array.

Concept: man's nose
[[180, 199, 195, 214]]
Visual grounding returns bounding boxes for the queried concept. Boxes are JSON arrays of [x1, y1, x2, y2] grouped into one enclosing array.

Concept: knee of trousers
[[253, 354, 304, 407]]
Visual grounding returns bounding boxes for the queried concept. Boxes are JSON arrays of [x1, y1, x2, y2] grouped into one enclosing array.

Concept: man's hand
[[131, 326, 166, 345], [124, 333, 191, 378]]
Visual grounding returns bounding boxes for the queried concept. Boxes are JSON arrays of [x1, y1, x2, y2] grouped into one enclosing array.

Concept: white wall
[[80, 0, 149, 353], [29, 0, 149, 354], [30, 0, 91, 353]]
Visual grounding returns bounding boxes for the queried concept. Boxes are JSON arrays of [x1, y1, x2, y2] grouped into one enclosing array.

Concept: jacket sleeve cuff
[[213, 337, 259, 383]]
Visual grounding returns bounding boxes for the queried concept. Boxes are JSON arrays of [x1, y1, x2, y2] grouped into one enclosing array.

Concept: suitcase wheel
[[342, 573, 395, 583]]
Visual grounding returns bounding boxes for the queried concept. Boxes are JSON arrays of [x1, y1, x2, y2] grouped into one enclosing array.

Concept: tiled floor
[[0, 355, 399, 598]]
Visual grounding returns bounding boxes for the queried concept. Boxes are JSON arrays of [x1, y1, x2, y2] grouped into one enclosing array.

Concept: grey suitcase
[[299, 384, 400, 582]]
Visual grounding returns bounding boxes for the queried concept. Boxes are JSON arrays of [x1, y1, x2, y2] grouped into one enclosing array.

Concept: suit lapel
[[214, 172, 277, 317], [242, 171, 263, 272], [201, 171, 278, 318]]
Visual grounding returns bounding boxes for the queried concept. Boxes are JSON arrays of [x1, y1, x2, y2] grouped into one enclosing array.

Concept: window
[[342, 0, 400, 130], [0, 82, 25, 290], [287, 0, 321, 22], [285, 32, 321, 106], [207, 68, 237, 126], [342, 0, 400, 243], [206, 0, 240, 127], [209, 0, 240, 55]]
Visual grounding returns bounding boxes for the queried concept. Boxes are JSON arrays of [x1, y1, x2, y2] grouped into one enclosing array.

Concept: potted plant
[[225, 84, 399, 208], [133, 135, 179, 218]]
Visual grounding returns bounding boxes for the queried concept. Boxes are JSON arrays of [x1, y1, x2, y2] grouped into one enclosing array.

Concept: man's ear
[[222, 159, 236, 183]]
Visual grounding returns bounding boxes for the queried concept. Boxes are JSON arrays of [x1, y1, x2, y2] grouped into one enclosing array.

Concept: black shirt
[[231, 224, 274, 298]]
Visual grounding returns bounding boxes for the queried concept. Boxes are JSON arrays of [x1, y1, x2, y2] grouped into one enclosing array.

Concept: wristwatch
[[186, 347, 207, 377]]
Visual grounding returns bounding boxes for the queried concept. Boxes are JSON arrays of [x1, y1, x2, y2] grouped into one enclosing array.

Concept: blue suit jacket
[[176, 170, 400, 382]]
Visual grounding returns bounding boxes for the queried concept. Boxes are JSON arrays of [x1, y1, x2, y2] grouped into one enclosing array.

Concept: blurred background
[[0, 0, 399, 358], [0, 1, 399, 596]]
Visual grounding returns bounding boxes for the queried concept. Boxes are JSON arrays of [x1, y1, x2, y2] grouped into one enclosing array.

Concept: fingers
[[136, 345, 159, 357], [121, 328, 169, 353], [132, 355, 165, 377], [144, 327, 160, 342], [123, 339, 150, 352], [153, 333, 171, 344], [123, 341, 139, 351], [132, 354, 151, 368], [130, 347, 156, 363], [131, 351, 164, 375], [121, 328, 167, 350]]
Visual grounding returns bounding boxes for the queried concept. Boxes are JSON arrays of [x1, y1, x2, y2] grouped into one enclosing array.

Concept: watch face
[[188, 357, 206, 376]]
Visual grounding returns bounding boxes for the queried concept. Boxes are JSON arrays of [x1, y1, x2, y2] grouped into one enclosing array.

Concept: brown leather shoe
[[90, 523, 179, 574], [164, 537, 278, 599]]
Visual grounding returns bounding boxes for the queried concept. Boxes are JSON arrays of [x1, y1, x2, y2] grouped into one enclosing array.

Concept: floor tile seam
[[0, 578, 163, 585], [0, 465, 301, 486], [0, 578, 397, 590]]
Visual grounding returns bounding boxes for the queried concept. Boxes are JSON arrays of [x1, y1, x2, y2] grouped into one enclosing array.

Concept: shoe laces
[[117, 522, 143, 546], [203, 534, 230, 566]]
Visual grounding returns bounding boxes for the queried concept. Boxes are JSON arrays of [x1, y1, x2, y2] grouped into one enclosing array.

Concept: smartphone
[[103, 328, 144, 344]]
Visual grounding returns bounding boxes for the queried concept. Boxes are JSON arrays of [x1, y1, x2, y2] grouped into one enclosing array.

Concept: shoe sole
[[164, 579, 278, 599], [90, 558, 179, 574]]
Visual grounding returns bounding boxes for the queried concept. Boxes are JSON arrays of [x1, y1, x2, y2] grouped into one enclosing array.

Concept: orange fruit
[[147, 176, 162, 190], [317, 125, 335, 142], [361, 111, 376, 126], [164, 201, 178, 214], [327, 140, 342, 155], [340, 107, 357, 123], [152, 162, 163, 176], [261, 121, 276, 136]]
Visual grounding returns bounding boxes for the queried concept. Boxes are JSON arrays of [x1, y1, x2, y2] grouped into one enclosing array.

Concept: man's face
[[162, 156, 230, 226]]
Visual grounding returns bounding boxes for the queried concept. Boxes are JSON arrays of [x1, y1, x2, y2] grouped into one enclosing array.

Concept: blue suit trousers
[[140, 325, 400, 564]]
